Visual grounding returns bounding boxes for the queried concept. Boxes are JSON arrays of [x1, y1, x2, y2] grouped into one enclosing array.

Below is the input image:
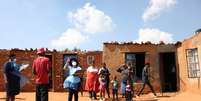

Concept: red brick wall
[[0, 50, 10, 91], [0, 49, 102, 92]]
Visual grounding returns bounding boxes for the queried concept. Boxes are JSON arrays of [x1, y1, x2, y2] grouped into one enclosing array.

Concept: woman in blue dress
[[63, 58, 82, 101]]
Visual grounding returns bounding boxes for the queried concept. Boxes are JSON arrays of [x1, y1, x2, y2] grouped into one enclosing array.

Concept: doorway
[[125, 52, 145, 82], [159, 52, 177, 92], [45, 54, 53, 90]]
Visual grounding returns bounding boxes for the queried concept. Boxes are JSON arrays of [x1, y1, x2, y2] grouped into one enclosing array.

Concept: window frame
[[87, 55, 95, 65], [186, 48, 200, 78]]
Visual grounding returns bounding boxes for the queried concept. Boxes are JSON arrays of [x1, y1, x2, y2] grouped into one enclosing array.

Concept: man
[[3, 54, 20, 101], [32, 48, 51, 101], [137, 63, 157, 97], [98, 63, 110, 98]]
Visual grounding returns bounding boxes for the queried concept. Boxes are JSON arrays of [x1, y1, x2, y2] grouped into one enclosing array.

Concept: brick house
[[176, 30, 201, 92], [0, 30, 201, 94], [103, 42, 178, 93], [0, 49, 102, 92]]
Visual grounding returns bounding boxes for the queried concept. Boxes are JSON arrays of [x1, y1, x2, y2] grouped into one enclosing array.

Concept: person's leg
[[137, 83, 146, 96], [36, 84, 41, 101], [147, 81, 157, 96], [103, 89, 106, 99], [121, 82, 126, 98], [68, 88, 74, 101], [92, 91, 97, 100], [40, 84, 48, 101], [112, 89, 115, 100], [129, 92, 132, 100], [116, 89, 118, 100], [74, 90, 79, 101], [100, 90, 103, 99], [105, 80, 110, 98], [10, 96, 15, 101], [89, 91, 93, 99]]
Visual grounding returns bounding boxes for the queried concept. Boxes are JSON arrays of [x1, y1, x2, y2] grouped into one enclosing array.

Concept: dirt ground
[[0, 91, 201, 101]]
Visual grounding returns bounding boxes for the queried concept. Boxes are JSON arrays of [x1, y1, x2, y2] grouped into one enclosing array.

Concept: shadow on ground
[[0, 97, 26, 100]]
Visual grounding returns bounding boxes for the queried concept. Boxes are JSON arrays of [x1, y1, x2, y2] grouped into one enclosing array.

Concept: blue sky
[[0, 0, 201, 50]]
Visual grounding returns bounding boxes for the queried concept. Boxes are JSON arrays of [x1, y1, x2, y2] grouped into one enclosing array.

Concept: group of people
[[3, 47, 157, 101], [116, 62, 157, 101], [67, 60, 157, 101], [3, 48, 51, 101]]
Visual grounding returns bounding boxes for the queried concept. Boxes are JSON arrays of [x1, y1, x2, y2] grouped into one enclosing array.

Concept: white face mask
[[13, 58, 17, 62], [72, 61, 77, 66]]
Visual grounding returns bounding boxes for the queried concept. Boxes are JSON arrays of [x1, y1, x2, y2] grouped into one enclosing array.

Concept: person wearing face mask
[[63, 58, 82, 101], [3, 54, 20, 101]]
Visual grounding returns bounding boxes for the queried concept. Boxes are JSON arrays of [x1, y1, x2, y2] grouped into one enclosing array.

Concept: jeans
[[36, 84, 48, 101]]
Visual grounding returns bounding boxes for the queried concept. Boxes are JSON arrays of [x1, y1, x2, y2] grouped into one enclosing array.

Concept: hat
[[37, 48, 45, 54], [9, 54, 16, 58]]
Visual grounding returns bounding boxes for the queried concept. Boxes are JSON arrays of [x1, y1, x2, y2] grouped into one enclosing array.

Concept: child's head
[[126, 80, 131, 85]]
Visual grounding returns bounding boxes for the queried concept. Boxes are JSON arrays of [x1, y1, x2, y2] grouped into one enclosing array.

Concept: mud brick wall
[[103, 43, 177, 93], [176, 32, 201, 92]]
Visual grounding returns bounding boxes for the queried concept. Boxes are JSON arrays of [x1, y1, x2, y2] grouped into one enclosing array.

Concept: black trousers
[[68, 88, 78, 101], [105, 80, 110, 98], [138, 80, 156, 96], [36, 84, 48, 101], [89, 91, 97, 99]]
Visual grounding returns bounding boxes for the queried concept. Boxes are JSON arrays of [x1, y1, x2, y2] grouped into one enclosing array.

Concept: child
[[125, 80, 133, 101], [99, 74, 106, 101], [111, 76, 118, 101]]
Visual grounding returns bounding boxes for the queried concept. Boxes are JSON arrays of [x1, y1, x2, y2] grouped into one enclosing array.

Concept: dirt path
[[0, 92, 201, 101]]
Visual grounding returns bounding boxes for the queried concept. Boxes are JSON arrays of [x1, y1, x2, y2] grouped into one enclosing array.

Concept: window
[[125, 53, 145, 82], [87, 56, 94, 65], [186, 48, 200, 78]]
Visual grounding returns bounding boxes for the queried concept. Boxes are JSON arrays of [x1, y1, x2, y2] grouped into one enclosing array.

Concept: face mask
[[13, 58, 17, 62], [72, 61, 77, 66]]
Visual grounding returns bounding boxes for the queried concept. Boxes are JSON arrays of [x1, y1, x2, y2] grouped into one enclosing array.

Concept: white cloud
[[136, 28, 173, 43], [51, 28, 88, 49], [51, 3, 114, 50], [68, 3, 114, 34], [142, 0, 176, 21]]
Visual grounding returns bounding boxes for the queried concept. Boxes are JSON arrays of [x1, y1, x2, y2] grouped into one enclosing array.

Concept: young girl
[[111, 76, 118, 101], [99, 74, 106, 101], [125, 80, 133, 101]]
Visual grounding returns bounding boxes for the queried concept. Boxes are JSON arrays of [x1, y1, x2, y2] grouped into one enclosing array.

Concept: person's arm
[[3, 74, 7, 83], [32, 61, 36, 75], [63, 62, 68, 70], [98, 68, 102, 75]]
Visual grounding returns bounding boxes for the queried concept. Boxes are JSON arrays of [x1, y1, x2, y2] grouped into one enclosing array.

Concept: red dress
[[85, 66, 99, 92]]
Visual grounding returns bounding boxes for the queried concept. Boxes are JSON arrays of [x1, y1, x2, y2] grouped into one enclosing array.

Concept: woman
[[117, 64, 129, 98], [85, 61, 99, 100], [4, 54, 20, 101], [63, 58, 82, 101]]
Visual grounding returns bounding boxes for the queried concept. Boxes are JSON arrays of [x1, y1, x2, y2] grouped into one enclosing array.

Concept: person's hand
[[4, 79, 7, 84], [67, 58, 70, 63]]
